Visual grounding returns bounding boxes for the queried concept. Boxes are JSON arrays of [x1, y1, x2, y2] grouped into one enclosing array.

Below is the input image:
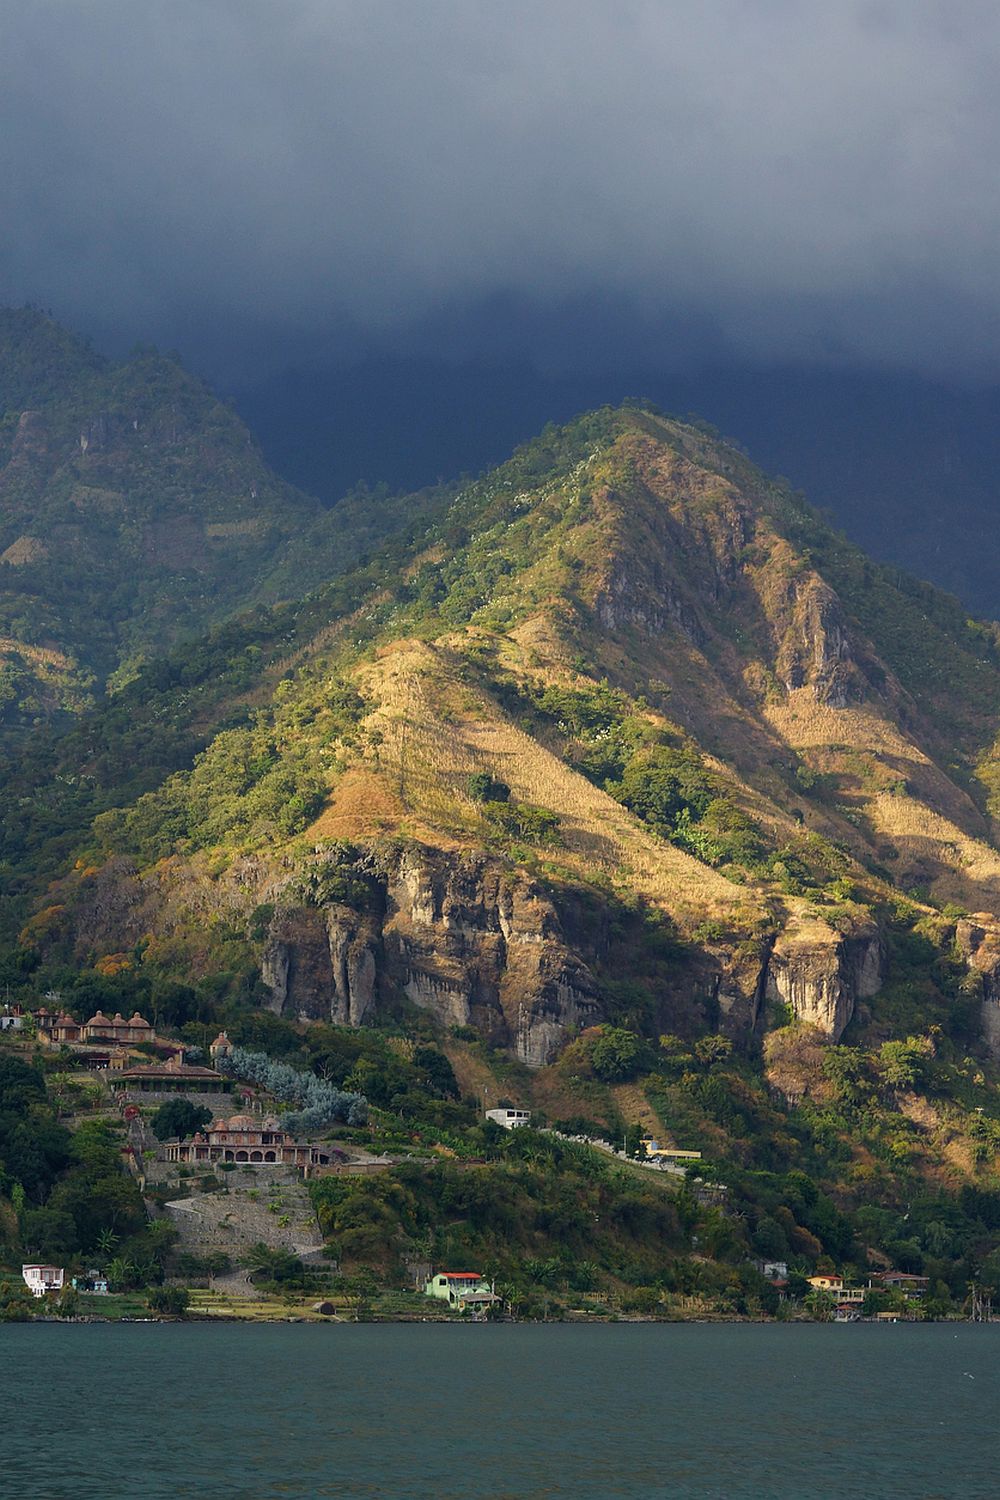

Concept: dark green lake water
[[4, 1323, 999, 1498]]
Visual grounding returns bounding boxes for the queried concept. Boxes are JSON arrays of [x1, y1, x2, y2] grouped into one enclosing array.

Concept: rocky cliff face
[[955, 915, 1000, 1056], [259, 846, 601, 1066], [57, 836, 894, 1060], [765, 912, 884, 1040]]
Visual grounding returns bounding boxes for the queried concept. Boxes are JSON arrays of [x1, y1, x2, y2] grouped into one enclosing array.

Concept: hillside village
[[5, 381, 1000, 1321], [0, 995, 992, 1323]]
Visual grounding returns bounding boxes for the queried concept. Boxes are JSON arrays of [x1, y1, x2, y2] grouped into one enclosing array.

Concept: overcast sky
[[2, 0, 999, 382]]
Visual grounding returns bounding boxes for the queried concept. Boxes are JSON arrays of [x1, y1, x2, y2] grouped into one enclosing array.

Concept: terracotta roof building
[[83, 1011, 153, 1044], [111, 1052, 230, 1093], [51, 1013, 82, 1044], [209, 1031, 233, 1063], [162, 1112, 338, 1169]]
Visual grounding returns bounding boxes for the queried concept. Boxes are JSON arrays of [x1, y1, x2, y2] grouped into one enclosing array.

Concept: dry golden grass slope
[[349, 638, 755, 928]]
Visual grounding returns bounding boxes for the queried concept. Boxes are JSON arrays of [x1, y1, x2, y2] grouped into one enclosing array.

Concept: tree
[[215, 1046, 368, 1128], [413, 1046, 459, 1099], [148, 1285, 189, 1317], [876, 1036, 933, 1091], [106, 1257, 137, 1291], [591, 1027, 643, 1084], [804, 1288, 836, 1321], [151, 1099, 212, 1142], [55, 1287, 80, 1319], [245, 1242, 305, 1286], [753, 1216, 789, 1259], [0, 1280, 35, 1321], [21, 1206, 76, 1259], [336, 1270, 378, 1321], [693, 1035, 733, 1067], [467, 772, 509, 803]]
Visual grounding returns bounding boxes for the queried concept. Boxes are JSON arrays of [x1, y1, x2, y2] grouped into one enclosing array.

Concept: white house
[[485, 1107, 531, 1130], [22, 1264, 64, 1298], [0, 1006, 24, 1031], [758, 1260, 788, 1281]]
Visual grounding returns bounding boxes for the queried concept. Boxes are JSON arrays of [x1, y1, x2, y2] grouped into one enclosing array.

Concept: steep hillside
[[9, 402, 1000, 1308], [0, 308, 432, 729], [11, 402, 1000, 1050]]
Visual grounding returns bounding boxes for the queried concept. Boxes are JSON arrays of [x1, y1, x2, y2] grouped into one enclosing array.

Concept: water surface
[[4, 1323, 998, 1498]]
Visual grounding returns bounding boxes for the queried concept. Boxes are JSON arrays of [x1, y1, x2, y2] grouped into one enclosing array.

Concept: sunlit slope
[[17, 402, 1000, 1057]]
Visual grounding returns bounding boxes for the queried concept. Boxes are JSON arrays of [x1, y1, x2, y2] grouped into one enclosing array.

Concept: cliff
[[16, 401, 1000, 1080]]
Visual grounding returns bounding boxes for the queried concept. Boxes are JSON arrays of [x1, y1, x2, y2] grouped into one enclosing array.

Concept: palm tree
[[106, 1257, 136, 1292], [96, 1227, 119, 1258]]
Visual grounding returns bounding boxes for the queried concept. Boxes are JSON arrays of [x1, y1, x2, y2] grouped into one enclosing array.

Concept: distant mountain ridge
[[0, 307, 435, 730], [238, 356, 1000, 619]]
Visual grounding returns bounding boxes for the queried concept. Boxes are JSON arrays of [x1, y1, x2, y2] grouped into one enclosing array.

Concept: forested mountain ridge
[[8, 400, 1000, 1310], [13, 402, 1000, 1011], [0, 307, 433, 730]]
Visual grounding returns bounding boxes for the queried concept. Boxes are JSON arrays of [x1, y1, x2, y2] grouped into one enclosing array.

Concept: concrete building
[[875, 1271, 929, 1299], [22, 1264, 64, 1298], [757, 1260, 788, 1281], [424, 1271, 498, 1310], [485, 1107, 531, 1130], [162, 1112, 336, 1169], [71, 1272, 109, 1294], [0, 1005, 24, 1031], [807, 1274, 844, 1294]]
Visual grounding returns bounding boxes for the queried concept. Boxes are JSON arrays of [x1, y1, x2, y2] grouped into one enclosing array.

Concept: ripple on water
[[4, 1323, 1000, 1500]]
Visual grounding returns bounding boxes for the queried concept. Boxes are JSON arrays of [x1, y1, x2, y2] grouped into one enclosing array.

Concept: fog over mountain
[[3, 1, 1000, 382], [3, 3, 1000, 615]]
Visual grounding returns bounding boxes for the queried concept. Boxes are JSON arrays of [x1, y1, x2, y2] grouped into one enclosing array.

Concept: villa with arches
[[161, 1112, 340, 1169]]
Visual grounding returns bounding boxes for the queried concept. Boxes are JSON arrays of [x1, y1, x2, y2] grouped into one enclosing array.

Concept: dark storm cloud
[[2, 0, 999, 378]]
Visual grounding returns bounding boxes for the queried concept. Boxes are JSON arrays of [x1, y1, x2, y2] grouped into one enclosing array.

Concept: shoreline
[[22, 1311, 973, 1327]]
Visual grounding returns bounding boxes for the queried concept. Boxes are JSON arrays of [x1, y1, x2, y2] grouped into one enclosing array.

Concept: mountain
[[0, 308, 435, 731], [7, 401, 1000, 1312], [238, 356, 1000, 618]]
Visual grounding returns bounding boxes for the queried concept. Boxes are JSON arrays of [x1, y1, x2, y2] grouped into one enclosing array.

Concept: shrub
[[150, 1099, 212, 1142], [148, 1285, 189, 1316]]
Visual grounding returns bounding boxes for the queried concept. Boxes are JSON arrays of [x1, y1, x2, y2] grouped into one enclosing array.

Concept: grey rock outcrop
[[260, 845, 601, 1066], [955, 915, 1000, 1056], [765, 913, 883, 1040]]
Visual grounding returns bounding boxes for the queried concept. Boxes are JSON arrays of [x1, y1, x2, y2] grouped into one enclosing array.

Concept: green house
[[424, 1271, 497, 1309]]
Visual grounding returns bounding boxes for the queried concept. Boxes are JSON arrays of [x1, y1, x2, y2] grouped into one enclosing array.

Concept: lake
[[4, 1323, 999, 1498]]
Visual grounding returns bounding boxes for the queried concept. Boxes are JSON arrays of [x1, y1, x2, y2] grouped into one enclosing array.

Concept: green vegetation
[[311, 1130, 688, 1307], [0, 1053, 174, 1281], [147, 1284, 190, 1316], [8, 390, 1000, 1319], [150, 1100, 212, 1142]]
